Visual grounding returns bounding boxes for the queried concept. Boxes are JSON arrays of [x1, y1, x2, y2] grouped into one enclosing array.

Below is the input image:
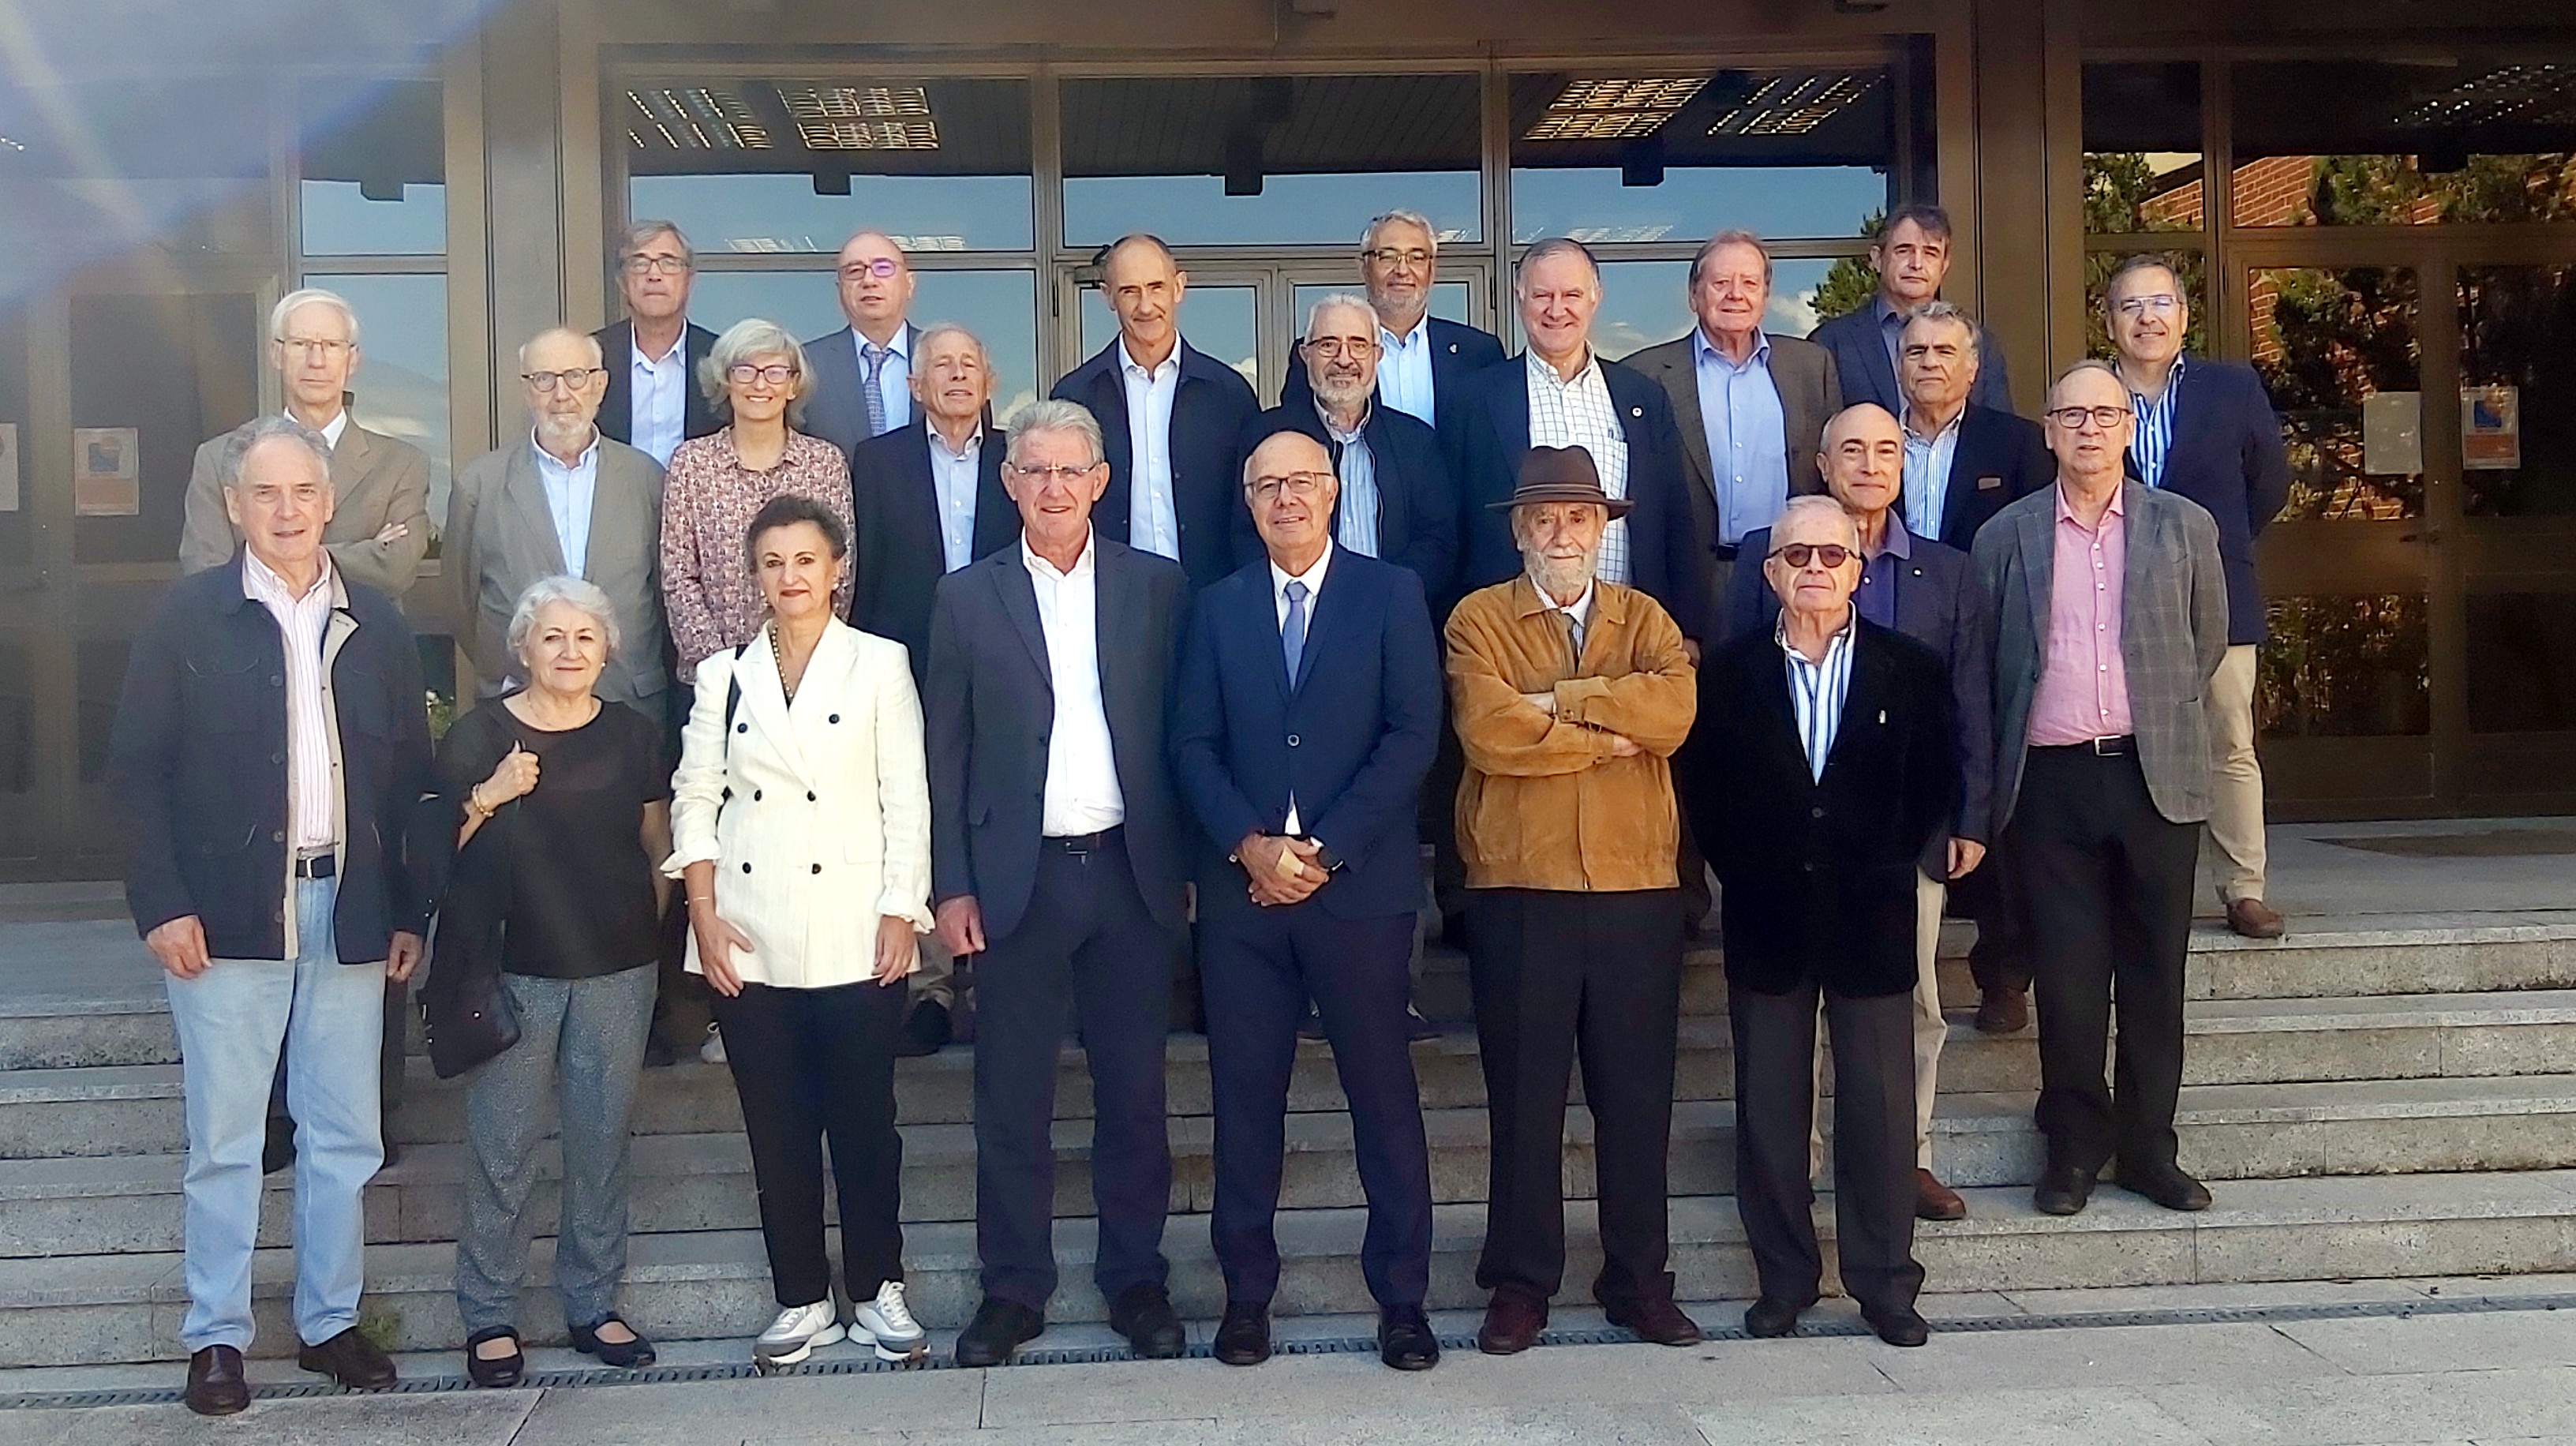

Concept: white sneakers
[[754, 1300, 844, 1365], [852, 1281, 928, 1362], [700, 1023, 727, 1066]]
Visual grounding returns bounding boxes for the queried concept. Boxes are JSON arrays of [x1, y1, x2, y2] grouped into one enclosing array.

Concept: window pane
[[625, 78, 1034, 252], [1509, 68, 1893, 243], [2230, 62, 2576, 227], [2458, 264, 2576, 517], [2260, 594, 2432, 738], [691, 269, 1042, 427], [0, 77, 271, 264], [2083, 62, 2203, 235], [68, 292, 260, 564], [300, 77, 445, 256], [1061, 75, 1481, 248], [2249, 266, 2421, 521], [305, 274, 449, 526], [2468, 592, 2576, 734], [1080, 286, 1258, 391]]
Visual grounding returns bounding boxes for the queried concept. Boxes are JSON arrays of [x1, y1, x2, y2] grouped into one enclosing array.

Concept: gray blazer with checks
[[1971, 479, 2228, 833]]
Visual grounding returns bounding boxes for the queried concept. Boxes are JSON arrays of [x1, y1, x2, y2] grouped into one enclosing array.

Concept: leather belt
[[2038, 735, 2136, 757], [293, 851, 337, 879], [1042, 827, 1123, 856]]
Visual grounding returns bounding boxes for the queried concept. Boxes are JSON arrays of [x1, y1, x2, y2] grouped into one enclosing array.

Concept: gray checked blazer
[[1971, 479, 2228, 834]]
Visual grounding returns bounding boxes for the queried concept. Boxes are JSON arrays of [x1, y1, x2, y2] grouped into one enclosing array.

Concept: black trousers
[[1468, 888, 1683, 1308], [1201, 903, 1431, 1310], [707, 976, 906, 1307], [973, 833, 1178, 1310], [1952, 835, 2034, 995], [2007, 745, 2198, 1173], [1730, 980, 1923, 1313]]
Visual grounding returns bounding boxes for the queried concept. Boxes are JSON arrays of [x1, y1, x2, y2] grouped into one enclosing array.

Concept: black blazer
[[1242, 397, 1459, 602], [1810, 298, 2016, 417], [107, 554, 432, 963], [593, 319, 721, 450], [2124, 357, 2291, 646], [924, 537, 1190, 942], [1447, 355, 1717, 643], [1051, 338, 1264, 591], [849, 418, 1020, 687], [1172, 549, 1443, 923], [1923, 404, 2053, 549], [1687, 618, 1960, 998], [1279, 315, 1508, 421]]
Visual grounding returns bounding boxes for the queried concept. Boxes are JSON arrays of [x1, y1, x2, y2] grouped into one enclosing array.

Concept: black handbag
[[419, 796, 522, 1079]]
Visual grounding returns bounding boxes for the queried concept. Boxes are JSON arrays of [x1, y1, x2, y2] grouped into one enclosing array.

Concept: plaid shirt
[[1525, 349, 1632, 583]]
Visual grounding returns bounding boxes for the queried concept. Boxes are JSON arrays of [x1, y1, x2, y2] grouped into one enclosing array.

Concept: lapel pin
[[1878, 710, 1888, 725], [1448, 343, 1459, 354], [1631, 406, 1643, 418]]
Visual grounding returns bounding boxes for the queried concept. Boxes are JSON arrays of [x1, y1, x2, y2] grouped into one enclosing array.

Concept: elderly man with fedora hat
[[1444, 446, 1699, 1357]]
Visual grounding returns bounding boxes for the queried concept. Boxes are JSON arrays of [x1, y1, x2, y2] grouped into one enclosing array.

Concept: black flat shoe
[[1214, 1302, 1271, 1366], [464, 1327, 524, 1388], [569, 1313, 657, 1368], [953, 1298, 1045, 1367], [1108, 1283, 1187, 1359], [1863, 1303, 1932, 1347], [1744, 1296, 1808, 1339], [2114, 1161, 2213, 1212], [1377, 1306, 1440, 1371], [2034, 1163, 2098, 1216], [185, 1344, 250, 1415]]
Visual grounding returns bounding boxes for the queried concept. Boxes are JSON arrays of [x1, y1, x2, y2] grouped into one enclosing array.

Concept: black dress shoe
[[1862, 1303, 1932, 1347], [2034, 1163, 2098, 1216], [2115, 1161, 2214, 1212], [1108, 1283, 1187, 1359], [1214, 1302, 1271, 1365], [262, 1115, 297, 1175], [185, 1344, 250, 1415], [1743, 1297, 1807, 1339], [298, 1326, 397, 1388], [1403, 1005, 1440, 1042], [1378, 1306, 1440, 1371], [569, 1312, 657, 1368], [464, 1327, 523, 1388], [1604, 1296, 1703, 1347], [953, 1298, 1045, 1367], [896, 1000, 953, 1058]]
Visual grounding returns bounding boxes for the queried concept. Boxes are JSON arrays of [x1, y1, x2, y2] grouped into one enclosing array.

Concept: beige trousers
[[911, 931, 956, 1010], [2206, 643, 2267, 904], [1810, 868, 1947, 1174]]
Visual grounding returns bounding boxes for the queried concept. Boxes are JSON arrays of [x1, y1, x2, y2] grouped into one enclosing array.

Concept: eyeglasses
[[726, 363, 798, 386], [1005, 463, 1097, 485], [2046, 405, 2132, 431], [522, 367, 605, 393], [838, 257, 903, 280], [1305, 337, 1378, 360], [623, 254, 691, 276], [1249, 471, 1333, 502], [1769, 542, 1855, 569], [1362, 247, 1434, 268], [2114, 294, 2182, 318], [276, 336, 352, 357]]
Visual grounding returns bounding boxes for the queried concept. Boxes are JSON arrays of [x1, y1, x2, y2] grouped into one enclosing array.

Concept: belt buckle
[[1062, 833, 1095, 857], [2092, 736, 2123, 756]]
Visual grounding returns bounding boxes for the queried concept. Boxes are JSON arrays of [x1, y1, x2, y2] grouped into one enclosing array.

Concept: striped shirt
[[1525, 350, 1631, 584], [1323, 409, 1381, 558], [1778, 611, 1856, 784], [241, 549, 340, 849], [2127, 354, 2185, 489]]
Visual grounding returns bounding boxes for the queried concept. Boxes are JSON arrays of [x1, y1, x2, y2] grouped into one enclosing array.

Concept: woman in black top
[[436, 576, 672, 1386]]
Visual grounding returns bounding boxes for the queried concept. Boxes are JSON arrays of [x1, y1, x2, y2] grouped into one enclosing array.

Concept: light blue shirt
[[2128, 354, 2185, 489], [1780, 611, 1856, 784], [532, 430, 600, 579], [1376, 319, 1437, 425], [630, 333, 687, 466], [1693, 329, 1791, 545], [1900, 405, 1965, 542], [856, 326, 914, 436], [1324, 408, 1381, 558], [1121, 343, 1183, 560], [928, 425, 984, 573]]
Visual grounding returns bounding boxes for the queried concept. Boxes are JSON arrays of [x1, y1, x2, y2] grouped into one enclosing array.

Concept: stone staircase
[[1, 914, 2574, 1367]]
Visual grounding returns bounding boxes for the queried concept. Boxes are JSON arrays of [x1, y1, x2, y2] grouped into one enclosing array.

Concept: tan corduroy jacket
[[1445, 574, 1698, 893]]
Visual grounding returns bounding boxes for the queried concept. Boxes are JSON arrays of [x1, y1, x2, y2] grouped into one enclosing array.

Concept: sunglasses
[[1769, 542, 1855, 569]]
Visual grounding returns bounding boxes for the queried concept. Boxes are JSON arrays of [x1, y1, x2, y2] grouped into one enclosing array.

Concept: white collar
[[531, 429, 601, 471], [289, 409, 350, 450], [631, 328, 687, 367], [243, 545, 336, 605], [1121, 339, 1181, 380], [1533, 575, 1594, 628], [1021, 530, 1097, 583], [929, 422, 984, 461], [1270, 540, 1334, 599], [1526, 347, 1599, 388]]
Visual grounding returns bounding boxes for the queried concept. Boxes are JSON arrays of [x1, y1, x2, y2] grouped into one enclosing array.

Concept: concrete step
[[6, 1167, 2575, 1367]]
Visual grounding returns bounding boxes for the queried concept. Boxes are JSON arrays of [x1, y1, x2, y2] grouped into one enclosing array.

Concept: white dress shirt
[[1121, 343, 1184, 561], [928, 425, 984, 573], [1376, 317, 1437, 425], [242, 549, 339, 849], [532, 429, 601, 578], [1024, 532, 1126, 835], [856, 326, 915, 436], [1269, 541, 1333, 833], [631, 332, 689, 466], [1525, 350, 1632, 583], [290, 409, 351, 451]]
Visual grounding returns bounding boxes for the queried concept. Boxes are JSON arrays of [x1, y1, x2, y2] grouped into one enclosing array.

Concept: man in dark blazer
[[1173, 429, 1446, 1373], [2105, 254, 2294, 940], [1723, 403, 1993, 1223], [593, 221, 719, 466], [803, 230, 922, 462], [1810, 204, 2016, 416], [1895, 302, 2052, 550], [1689, 494, 1958, 1350], [924, 399, 1191, 1369], [1280, 208, 1506, 428], [1051, 234, 1263, 591]]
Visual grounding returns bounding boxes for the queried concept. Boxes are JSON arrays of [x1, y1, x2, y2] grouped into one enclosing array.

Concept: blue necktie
[[861, 343, 891, 437], [1282, 579, 1309, 687]]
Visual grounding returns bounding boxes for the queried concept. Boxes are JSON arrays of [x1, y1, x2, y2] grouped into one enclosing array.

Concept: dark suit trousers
[[1730, 981, 1924, 1313], [2007, 746, 2197, 1173], [1468, 888, 1683, 1308], [1201, 904, 1432, 1310], [972, 834, 1177, 1310], [1952, 836, 2034, 995], [707, 977, 907, 1306]]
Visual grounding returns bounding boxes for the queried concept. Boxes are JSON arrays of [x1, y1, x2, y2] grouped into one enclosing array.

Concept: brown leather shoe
[[1974, 987, 2029, 1034], [1914, 1167, 1968, 1221], [185, 1344, 250, 1416], [298, 1326, 397, 1388], [1604, 1296, 1703, 1347], [2226, 897, 2287, 939], [1476, 1290, 1547, 1354]]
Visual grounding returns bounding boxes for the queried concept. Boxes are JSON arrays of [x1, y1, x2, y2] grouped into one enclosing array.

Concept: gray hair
[[269, 288, 361, 347], [516, 325, 606, 372], [2048, 358, 2127, 410], [913, 321, 990, 370], [1515, 237, 1601, 284], [701, 318, 811, 426], [1006, 399, 1105, 469], [1690, 228, 1773, 287], [220, 415, 334, 492], [1900, 299, 1983, 353], [1303, 291, 1376, 340], [1361, 209, 1439, 256], [2103, 252, 2185, 304], [618, 219, 694, 270], [1774, 493, 1861, 550], [506, 575, 622, 659]]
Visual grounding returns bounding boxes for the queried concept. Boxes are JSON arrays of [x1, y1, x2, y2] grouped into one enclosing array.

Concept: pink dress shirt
[[659, 427, 859, 672], [2026, 484, 2135, 746]]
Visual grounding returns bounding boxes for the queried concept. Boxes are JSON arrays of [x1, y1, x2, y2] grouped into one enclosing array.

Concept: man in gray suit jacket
[[444, 328, 669, 711], [1622, 230, 1840, 637], [1971, 360, 2226, 1222]]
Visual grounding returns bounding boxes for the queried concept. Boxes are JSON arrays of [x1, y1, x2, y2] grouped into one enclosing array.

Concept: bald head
[[1816, 403, 1904, 523], [834, 229, 915, 342], [520, 326, 610, 448], [1244, 429, 1338, 569]]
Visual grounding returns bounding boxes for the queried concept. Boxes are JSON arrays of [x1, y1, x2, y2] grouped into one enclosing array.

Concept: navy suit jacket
[[1725, 524, 1994, 859], [848, 418, 1020, 688], [1811, 298, 2015, 417], [1280, 315, 1507, 423], [1052, 338, 1264, 591], [1923, 403, 2054, 549], [593, 319, 720, 450], [1447, 355, 1717, 643], [1242, 398, 1458, 602], [1172, 549, 1443, 923], [924, 537, 1190, 942], [2125, 357, 2291, 646]]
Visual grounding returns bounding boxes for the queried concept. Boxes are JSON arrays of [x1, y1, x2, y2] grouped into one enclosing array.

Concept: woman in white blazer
[[665, 493, 934, 1368]]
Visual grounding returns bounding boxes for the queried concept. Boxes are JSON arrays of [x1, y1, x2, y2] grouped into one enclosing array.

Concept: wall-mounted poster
[[0, 423, 17, 512], [2462, 385, 2522, 471], [73, 427, 140, 516]]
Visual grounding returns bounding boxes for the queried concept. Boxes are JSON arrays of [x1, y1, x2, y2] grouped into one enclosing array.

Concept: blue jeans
[[164, 877, 386, 1353]]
